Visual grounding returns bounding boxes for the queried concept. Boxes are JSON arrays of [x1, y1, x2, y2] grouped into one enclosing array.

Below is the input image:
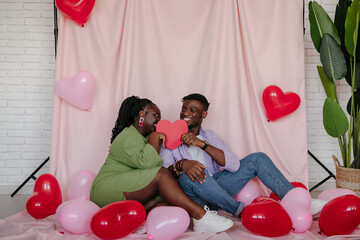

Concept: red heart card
[[156, 119, 188, 150]]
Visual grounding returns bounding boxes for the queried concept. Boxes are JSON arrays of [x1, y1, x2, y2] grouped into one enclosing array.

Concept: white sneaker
[[193, 206, 234, 233], [133, 221, 146, 234], [311, 199, 328, 215]]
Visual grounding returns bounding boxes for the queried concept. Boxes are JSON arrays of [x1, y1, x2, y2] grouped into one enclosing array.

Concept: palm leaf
[[323, 98, 349, 137], [345, 59, 360, 89], [345, 0, 360, 56], [320, 34, 347, 80], [309, 1, 341, 52], [335, 0, 352, 58], [347, 89, 360, 116], [317, 66, 337, 100]]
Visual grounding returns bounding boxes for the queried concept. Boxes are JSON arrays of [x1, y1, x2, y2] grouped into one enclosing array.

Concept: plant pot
[[332, 155, 360, 196]]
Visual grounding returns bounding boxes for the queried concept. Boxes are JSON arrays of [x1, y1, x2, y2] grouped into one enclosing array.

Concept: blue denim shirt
[[160, 127, 240, 175]]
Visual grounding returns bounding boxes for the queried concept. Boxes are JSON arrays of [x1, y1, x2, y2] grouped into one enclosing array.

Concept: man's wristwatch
[[201, 141, 209, 150]]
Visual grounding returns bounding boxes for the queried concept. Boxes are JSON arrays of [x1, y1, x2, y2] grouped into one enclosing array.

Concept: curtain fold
[[51, 0, 307, 198]]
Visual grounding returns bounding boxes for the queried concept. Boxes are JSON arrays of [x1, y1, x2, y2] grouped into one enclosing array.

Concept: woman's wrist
[[173, 158, 187, 176]]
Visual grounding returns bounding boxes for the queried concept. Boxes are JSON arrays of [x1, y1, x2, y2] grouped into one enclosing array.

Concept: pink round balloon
[[233, 180, 261, 207], [55, 199, 100, 234], [147, 206, 190, 240], [317, 188, 356, 202], [67, 170, 96, 200], [280, 188, 312, 233], [55, 70, 95, 111]]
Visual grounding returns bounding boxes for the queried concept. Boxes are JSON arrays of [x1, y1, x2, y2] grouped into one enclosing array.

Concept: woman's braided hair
[[111, 96, 153, 143]]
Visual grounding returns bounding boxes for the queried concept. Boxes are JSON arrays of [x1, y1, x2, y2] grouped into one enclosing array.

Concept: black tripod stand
[[308, 150, 336, 192]]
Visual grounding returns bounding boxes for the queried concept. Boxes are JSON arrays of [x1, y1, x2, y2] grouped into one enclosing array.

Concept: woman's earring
[[139, 117, 144, 127]]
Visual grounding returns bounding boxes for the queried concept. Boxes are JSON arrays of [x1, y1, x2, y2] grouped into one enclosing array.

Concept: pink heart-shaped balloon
[[26, 174, 62, 219], [262, 85, 300, 121], [147, 206, 190, 240], [280, 188, 312, 233], [55, 71, 95, 111], [233, 180, 261, 207], [56, 199, 100, 234], [156, 119, 188, 150]]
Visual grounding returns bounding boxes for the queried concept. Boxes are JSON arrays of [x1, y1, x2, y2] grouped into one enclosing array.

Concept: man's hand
[[181, 133, 204, 147], [182, 160, 207, 183]]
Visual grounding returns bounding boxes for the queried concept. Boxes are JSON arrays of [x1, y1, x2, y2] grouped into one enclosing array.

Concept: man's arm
[[205, 130, 240, 172]]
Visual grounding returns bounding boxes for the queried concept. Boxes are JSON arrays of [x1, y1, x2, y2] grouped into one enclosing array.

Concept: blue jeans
[[177, 152, 294, 216]]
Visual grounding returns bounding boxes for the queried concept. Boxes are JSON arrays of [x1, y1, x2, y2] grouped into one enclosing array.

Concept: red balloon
[[55, 0, 95, 25], [269, 182, 307, 202], [91, 200, 146, 239], [241, 199, 292, 237], [26, 174, 62, 219], [251, 196, 278, 204], [291, 182, 308, 190], [319, 195, 360, 236], [262, 85, 300, 121], [268, 192, 281, 202]]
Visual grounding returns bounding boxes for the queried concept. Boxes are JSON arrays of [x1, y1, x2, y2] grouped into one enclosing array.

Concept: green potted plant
[[308, 0, 360, 193]]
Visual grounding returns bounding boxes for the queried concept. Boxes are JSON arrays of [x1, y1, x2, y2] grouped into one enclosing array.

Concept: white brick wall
[[0, 0, 55, 194], [0, 0, 344, 194]]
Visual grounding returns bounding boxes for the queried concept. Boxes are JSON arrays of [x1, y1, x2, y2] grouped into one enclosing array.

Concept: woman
[[90, 96, 233, 233]]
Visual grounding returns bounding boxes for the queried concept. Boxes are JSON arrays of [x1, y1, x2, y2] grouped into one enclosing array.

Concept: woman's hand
[[148, 132, 166, 153], [182, 160, 207, 183]]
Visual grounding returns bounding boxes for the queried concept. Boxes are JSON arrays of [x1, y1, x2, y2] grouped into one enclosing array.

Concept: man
[[160, 93, 294, 217]]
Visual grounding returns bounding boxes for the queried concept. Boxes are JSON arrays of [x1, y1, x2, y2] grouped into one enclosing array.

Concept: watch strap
[[201, 141, 209, 150]]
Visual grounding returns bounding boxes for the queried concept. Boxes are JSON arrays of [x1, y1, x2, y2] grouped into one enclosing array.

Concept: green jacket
[[90, 125, 162, 207]]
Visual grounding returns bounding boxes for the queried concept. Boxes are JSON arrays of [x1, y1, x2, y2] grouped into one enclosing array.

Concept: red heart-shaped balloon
[[241, 200, 292, 237], [262, 85, 300, 121], [91, 200, 146, 239], [55, 0, 95, 25], [26, 174, 62, 219], [156, 119, 188, 150], [319, 194, 360, 236]]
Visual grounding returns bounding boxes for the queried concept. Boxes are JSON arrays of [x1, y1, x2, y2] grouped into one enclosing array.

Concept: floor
[[0, 191, 323, 219], [0, 194, 31, 219]]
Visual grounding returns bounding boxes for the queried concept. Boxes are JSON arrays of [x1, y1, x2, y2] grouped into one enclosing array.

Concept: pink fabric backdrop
[[50, 0, 307, 199]]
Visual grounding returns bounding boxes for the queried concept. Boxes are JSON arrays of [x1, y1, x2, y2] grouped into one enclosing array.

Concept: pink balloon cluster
[[239, 182, 360, 237], [56, 170, 98, 234], [239, 181, 312, 237], [27, 171, 191, 239]]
